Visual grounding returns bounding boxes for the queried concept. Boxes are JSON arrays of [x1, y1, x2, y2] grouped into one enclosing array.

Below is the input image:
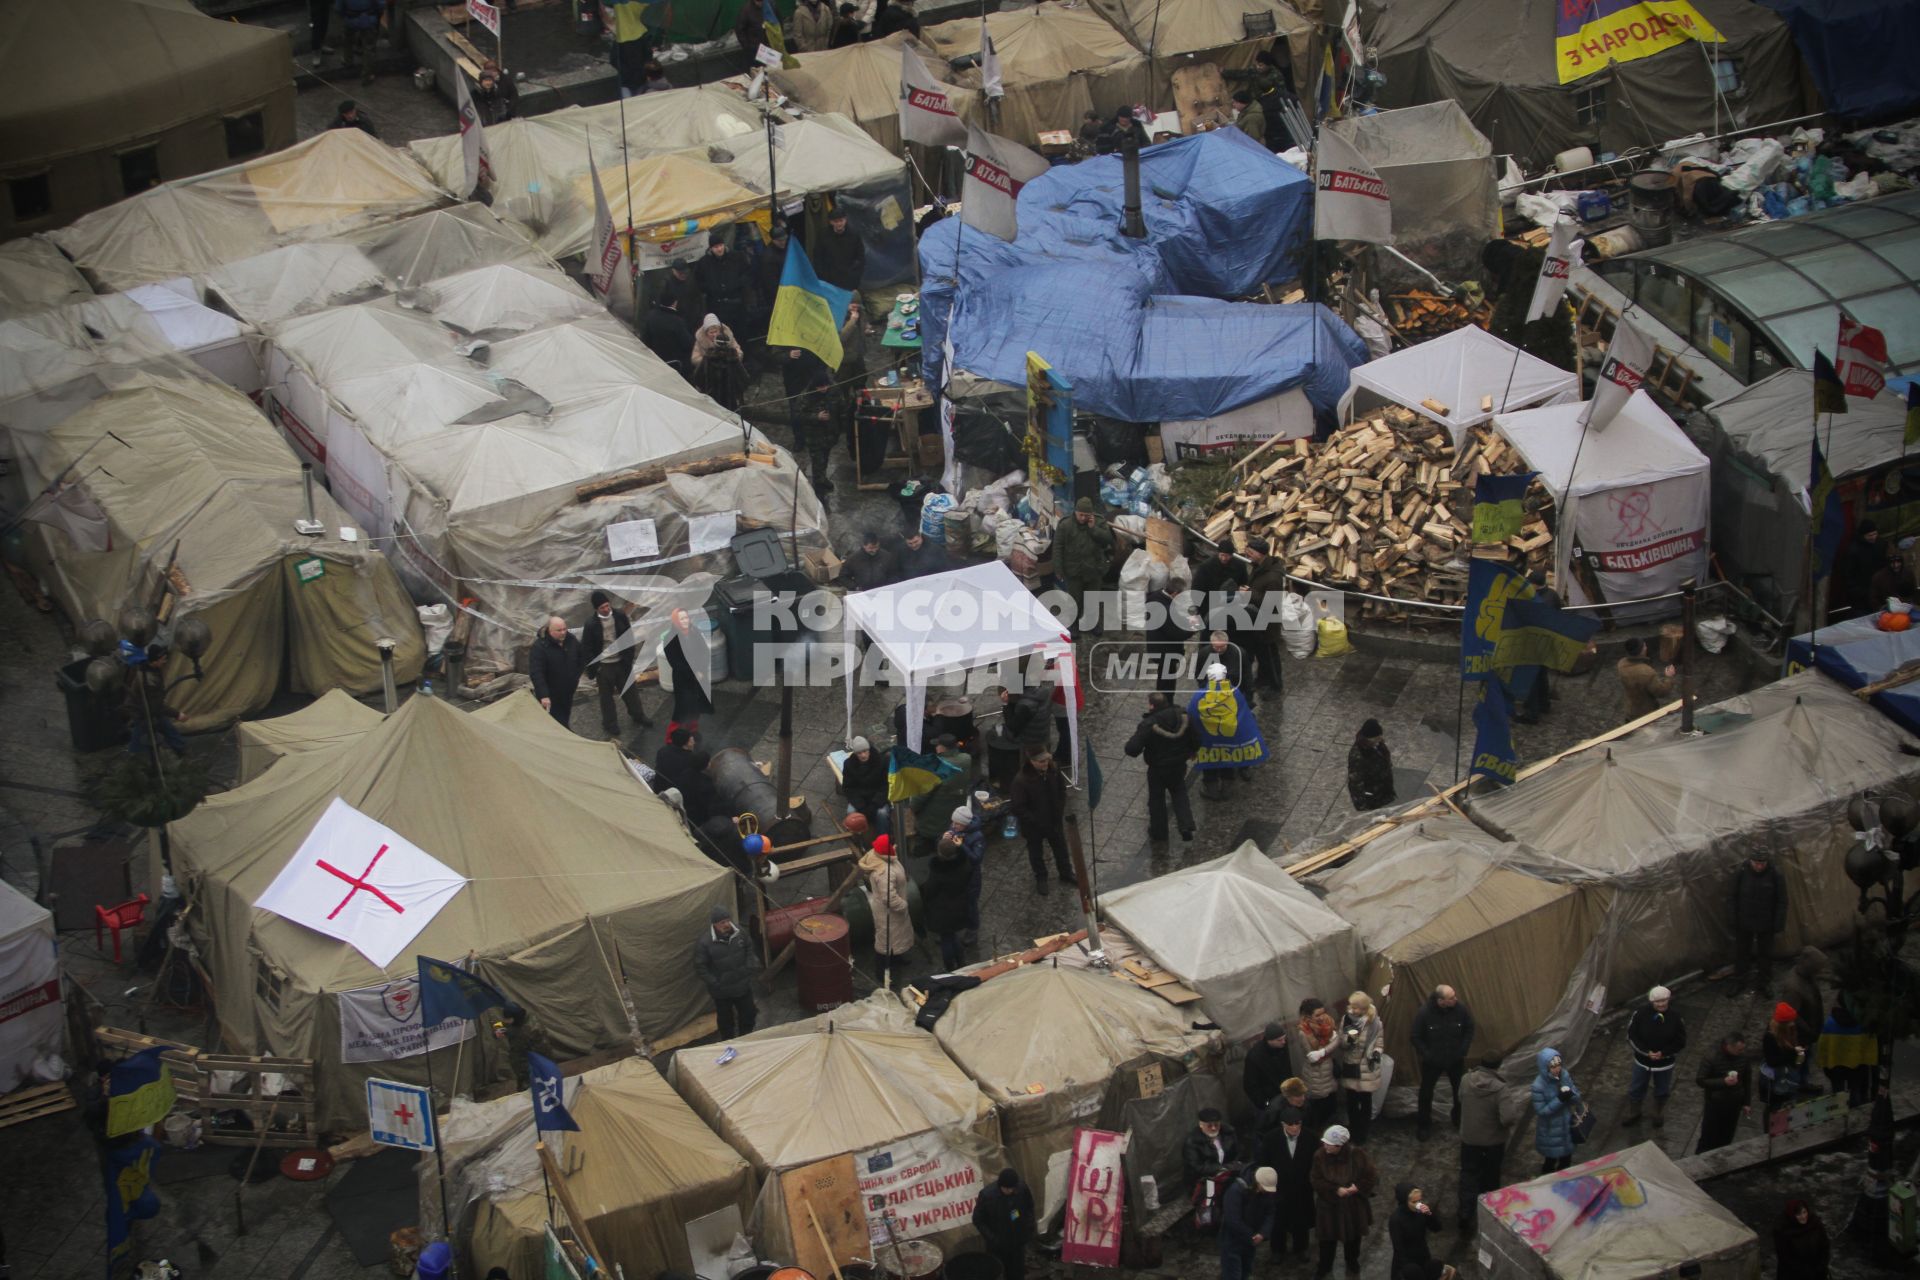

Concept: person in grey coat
[[694, 904, 757, 1039], [1455, 1054, 1513, 1231]]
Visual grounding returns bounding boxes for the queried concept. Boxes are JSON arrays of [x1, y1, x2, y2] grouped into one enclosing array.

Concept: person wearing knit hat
[[948, 804, 987, 945], [1347, 718, 1396, 812], [840, 734, 890, 837], [1310, 1123, 1376, 1276], [862, 832, 915, 980], [1244, 1020, 1292, 1112], [972, 1166, 1037, 1280], [1055, 494, 1114, 636], [582, 589, 651, 738], [693, 900, 756, 1039], [1624, 984, 1686, 1129], [1762, 1002, 1803, 1115], [924, 821, 973, 970]]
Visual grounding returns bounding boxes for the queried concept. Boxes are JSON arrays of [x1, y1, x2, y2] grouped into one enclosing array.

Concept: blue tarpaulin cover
[[1786, 614, 1920, 736], [1756, 0, 1920, 121], [919, 129, 1367, 422]]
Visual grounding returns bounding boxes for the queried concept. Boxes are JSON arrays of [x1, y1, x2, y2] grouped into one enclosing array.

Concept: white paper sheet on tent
[[842, 561, 1077, 766], [1343, 324, 1578, 445]]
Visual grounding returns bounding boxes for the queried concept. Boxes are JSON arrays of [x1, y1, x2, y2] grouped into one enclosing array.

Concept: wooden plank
[[781, 1154, 866, 1273], [651, 1012, 719, 1054], [0, 1082, 77, 1128]]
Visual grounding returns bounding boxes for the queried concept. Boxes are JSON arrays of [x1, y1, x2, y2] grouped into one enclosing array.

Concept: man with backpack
[[1125, 690, 1197, 843]]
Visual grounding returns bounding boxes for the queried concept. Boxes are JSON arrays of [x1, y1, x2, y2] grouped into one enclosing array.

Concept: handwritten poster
[[1062, 1127, 1127, 1267]]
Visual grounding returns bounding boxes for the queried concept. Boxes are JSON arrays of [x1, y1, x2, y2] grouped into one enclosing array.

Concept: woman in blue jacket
[[1530, 1047, 1582, 1174]]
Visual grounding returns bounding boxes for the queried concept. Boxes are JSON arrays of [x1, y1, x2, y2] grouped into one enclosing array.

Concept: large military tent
[[1369, 0, 1810, 168], [0, 0, 295, 239], [923, 5, 1153, 140], [1085, 0, 1312, 94], [932, 963, 1220, 1195], [14, 376, 423, 729], [169, 692, 733, 1131], [425, 1058, 756, 1280], [1318, 813, 1612, 1086], [771, 34, 985, 155], [234, 688, 384, 783], [1100, 842, 1362, 1043], [672, 995, 1000, 1261]]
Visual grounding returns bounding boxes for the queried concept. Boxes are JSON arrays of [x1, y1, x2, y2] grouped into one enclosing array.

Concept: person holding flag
[[767, 238, 855, 375], [1191, 661, 1266, 798]]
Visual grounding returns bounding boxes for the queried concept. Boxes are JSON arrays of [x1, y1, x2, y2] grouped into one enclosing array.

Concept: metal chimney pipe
[[301, 463, 317, 525], [375, 638, 398, 713], [1120, 133, 1147, 239]]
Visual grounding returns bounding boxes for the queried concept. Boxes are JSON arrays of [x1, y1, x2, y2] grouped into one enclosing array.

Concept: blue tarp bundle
[[1786, 614, 1920, 735], [919, 129, 1367, 422], [1756, 0, 1920, 121]]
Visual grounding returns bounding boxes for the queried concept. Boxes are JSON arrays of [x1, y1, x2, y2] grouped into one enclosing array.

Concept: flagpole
[[421, 1044, 459, 1276], [618, 88, 640, 328]]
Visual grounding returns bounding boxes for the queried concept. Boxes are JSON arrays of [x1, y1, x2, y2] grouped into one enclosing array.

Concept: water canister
[[1575, 190, 1612, 222], [920, 492, 956, 543], [1627, 171, 1676, 248], [1554, 146, 1595, 174], [793, 913, 853, 1011]]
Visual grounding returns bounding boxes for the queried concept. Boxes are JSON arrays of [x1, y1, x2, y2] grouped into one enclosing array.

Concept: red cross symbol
[[392, 1100, 415, 1128], [317, 845, 406, 919]]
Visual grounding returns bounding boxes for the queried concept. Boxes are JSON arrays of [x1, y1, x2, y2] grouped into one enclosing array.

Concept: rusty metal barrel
[[793, 913, 852, 1011]]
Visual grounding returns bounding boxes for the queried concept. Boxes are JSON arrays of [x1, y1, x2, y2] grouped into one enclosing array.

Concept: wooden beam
[[539, 1140, 606, 1265], [575, 452, 770, 503]]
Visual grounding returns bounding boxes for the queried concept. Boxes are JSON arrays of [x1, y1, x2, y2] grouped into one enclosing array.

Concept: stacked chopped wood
[[1200, 406, 1553, 609], [1387, 290, 1491, 340]]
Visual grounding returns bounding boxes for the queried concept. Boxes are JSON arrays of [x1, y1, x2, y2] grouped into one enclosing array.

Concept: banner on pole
[[1313, 129, 1392, 245], [1525, 219, 1579, 324], [467, 0, 501, 36], [900, 47, 968, 147], [338, 976, 476, 1063], [1061, 1127, 1128, 1267], [1581, 320, 1653, 435], [1836, 316, 1888, 400], [961, 125, 1049, 241]]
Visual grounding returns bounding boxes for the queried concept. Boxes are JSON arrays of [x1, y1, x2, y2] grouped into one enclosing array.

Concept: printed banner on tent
[[856, 1132, 982, 1244], [900, 47, 968, 147], [962, 126, 1050, 241], [338, 975, 476, 1063], [1554, 0, 1722, 84], [1581, 320, 1653, 435], [1525, 220, 1579, 324], [1062, 1127, 1128, 1267], [1313, 130, 1391, 246]]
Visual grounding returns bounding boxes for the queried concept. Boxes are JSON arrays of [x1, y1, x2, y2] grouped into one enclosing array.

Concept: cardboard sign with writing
[[781, 1153, 865, 1277], [1062, 1127, 1128, 1267]]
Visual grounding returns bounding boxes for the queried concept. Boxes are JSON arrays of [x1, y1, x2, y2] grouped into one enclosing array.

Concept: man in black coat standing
[[1261, 1107, 1315, 1261], [529, 614, 584, 728], [1010, 748, 1073, 892], [1242, 1022, 1291, 1114], [642, 295, 695, 372], [810, 208, 866, 295], [1124, 691, 1195, 843], [581, 591, 652, 738], [1730, 852, 1787, 992], [972, 1168, 1036, 1280], [655, 726, 719, 824], [1410, 985, 1475, 1139], [693, 904, 757, 1039]]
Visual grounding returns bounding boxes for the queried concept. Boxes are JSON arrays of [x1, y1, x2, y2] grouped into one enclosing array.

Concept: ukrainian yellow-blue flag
[[767, 239, 853, 370], [106, 1047, 177, 1137], [887, 744, 961, 802], [761, 0, 799, 68], [1811, 435, 1846, 581]]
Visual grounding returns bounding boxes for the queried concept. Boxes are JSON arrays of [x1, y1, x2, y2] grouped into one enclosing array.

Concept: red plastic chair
[[94, 893, 150, 964]]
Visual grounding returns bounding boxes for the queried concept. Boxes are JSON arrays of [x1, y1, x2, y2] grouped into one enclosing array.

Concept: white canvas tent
[[1342, 324, 1578, 444], [1492, 389, 1709, 614], [0, 880, 62, 1094], [202, 242, 393, 328], [842, 561, 1077, 759], [1100, 841, 1362, 1044]]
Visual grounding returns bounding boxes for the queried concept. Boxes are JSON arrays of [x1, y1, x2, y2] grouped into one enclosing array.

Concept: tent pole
[[422, 1046, 458, 1275], [1452, 673, 1465, 784], [1064, 814, 1104, 960], [618, 85, 640, 328]]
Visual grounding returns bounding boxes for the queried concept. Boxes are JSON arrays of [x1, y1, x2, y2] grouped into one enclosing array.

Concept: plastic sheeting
[[1787, 616, 1920, 737], [202, 243, 393, 327], [1101, 842, 1363, 1044], [719, 115, 907, 196], [1324, 103, 1496, 286], [1478, 1142, 1759, 1280], [0, 238, 92, 317], [922, 4, 1152, 136], [771, 34, 985, 154], [346, 202, 550, 290], [170, 694, 731, 1132], [1756, 0, 1920, 121], [0, 293, 184, 454], [1343, 323, 1579, 444]]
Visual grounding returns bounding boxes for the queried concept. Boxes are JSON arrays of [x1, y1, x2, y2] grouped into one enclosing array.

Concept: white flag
[[454, 73, 493, 199], [961, 125, 1048, 241], [1525, 219, 1579, 323], [253, 797, 469, 968], [1581, 319, 1655, 435], [981, 21, 1003, 100], [1313, 129, 1391, 245], [588, 149, 623, 299], [900, 46, 967, 147]]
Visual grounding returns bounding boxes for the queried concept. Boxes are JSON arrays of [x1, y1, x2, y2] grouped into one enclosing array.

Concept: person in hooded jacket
[[1125, 690, 1196, 842], [1455, 1054, 1510, 1231], [1530, 1047, 1582, 1173], [1347, 719, 1396, 811], [1387, 1182, 1443, 1280], [529, 614, 584, 728], [1775, 1198, 1830, 1280]]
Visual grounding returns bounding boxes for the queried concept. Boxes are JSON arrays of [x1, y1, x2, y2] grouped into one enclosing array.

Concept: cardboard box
[[801, 545, 844, 585]]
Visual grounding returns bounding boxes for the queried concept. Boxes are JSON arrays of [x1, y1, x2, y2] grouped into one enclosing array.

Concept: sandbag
[[1280, 592, 1315, 658], [1314, 612, 1352, 658], [1117, 549, 1167, 629]]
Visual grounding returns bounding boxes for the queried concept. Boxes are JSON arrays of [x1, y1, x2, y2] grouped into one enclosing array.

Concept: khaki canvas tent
[[1479, 1142, 1759, 1280], [673, 995, 1000, 1260], [234, 688, 383, 783], [1318, 813, 1612, 1086], [924, 5, 1153, 139], [1324, 102, 1496, 287], [0, 294, 185, 458], [933, 962, 1220, 1196], [0, 0, 294, 240], [424, 1058, 756, 1280], [1085, 0, 1312, 93], [169, 693, 733, 1131], [772, 34, 985, 155], [1471, 670, 1920, 1000], [50, 129, 448, 293], [14, 376, 423, 729], [0, 238, 92, 317], [1100, 842, 1362, 1044]]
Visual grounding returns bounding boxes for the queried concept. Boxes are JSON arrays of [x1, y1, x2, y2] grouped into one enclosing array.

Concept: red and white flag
[[254, 797, 468, 968], [1313, 129, 1391, 245], [961, 125, 1048, 241], [981, 20, 1004, 100], [1581, 319, 1654, 435], [1836, 315, 1888, 399], [588, 148, 623, 299], [900, 46, 967, 147], [1525, 218, 1579, 323], [454, 72, 493, 199]]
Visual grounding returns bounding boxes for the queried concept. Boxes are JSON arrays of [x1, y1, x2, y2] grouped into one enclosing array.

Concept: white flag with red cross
[[254, 797, 468, 968]]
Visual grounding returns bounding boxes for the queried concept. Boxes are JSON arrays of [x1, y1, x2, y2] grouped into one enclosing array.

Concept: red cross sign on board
[[367, 1077, 435, 1151], [254, 798, 467, 968]]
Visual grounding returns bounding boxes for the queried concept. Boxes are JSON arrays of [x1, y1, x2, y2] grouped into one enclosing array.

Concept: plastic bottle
[[420, 677, 434, 698], [1003, 813, 1019, 839]]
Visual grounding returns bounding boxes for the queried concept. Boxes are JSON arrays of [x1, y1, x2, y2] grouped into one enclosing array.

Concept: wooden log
[[576, 452, 761, 502]]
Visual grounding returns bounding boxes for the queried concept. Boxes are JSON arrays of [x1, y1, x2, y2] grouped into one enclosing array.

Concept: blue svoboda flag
[[766, 239, 853, 370], [1493, 596, 1601, 674], [417, 955, 509, 1027], [1470, 680, 1519, 787]]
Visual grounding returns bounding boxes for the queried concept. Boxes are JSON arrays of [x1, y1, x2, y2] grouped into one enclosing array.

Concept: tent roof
[[123, 278, 245, 351], [0, 293, 180, 402], [1348, 323, 1578, 434], [1493, 389, 1708, 501], [1327, 100, 1491, 166], [843, 561, 1072, 681], [346, 201, 549, 290], [923, 4, 1143, 86], [771, 34, 982, 151], [0, 238, 92, 317], [1086, 0, 1310, 57], [169, 693, 726, 990], [1705, 367, 1911, 482], [0, 876, 51, 944], [674, 995, 993, 1171], [716, 115, 905, 196], [234, 688, 385, 784], [933, 963, 1212, 1102], [422, 263, 603, 336], [202, 243, 393, 327]]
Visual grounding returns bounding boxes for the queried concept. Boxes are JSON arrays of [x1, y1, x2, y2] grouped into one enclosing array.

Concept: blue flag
[[1188, 678, 1267, 770], [1494, 595, 1602, 673], [1810, 435, 1846, 582], [1085, 741, 1103, 810], [417, 955, 509, 1027], [105, 1134, 162, 1269], [1470, 681, 1519, 786], [1461, 560, 1534, 682], [527, 1051, 580, 1132]]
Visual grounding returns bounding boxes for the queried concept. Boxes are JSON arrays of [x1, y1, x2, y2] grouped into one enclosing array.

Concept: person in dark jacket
[[1242, 538, 1288, 693], [690, 313, 749, 410], [840, 735, 890, 835], [659, 260, 704, 319], [1184, 1108, 1240, 1207], [1219, 1166, 1279, 1280], [329, 100, 378, 135], [793, 366, 840, 497], [733, 0, 767, 70], [1387, 1182, 1443, 1280], [923, 833, 973, 969], [894, 528, 944, 579], [693, 904, 757, 1038], [1310, 1125, 1375, 1277], [1098, 107, 1150, 153], [1125, 692, 1196, 842], [1762, 1002, 1803, 1115], [529, 615, 585, 728], [1410, 985, 1475, 1139], [1261, 1105, 1315, 1259], [810, 208, 866, 294], [1695, 1031, 1751, 1153], [1840, 519, 1887, 616], [1010, 749, 1072, 891], [1779, 946, 1828, 1089], [844, 530, 896, 591], [1347, 719, 1396, 811], [692, 238, 754, 340], [1242, 1022, 1291, 1114], [1455, 1054, 1509, 1231], [972, 1169, 1036, 1280], [581, 591, 651, 738], [662, 607, 714, 727], [122, 644, 186, 757], [642, 295, 695, 371], [336, 0, 383, 83], [1730, 852, 1787, 991], [828, 3, 863, 46], [869, 0, 919, 37], [1775, 1198, 1830, 1280], [473, 60, 518, 124], [655, 726, 719, 824], [1622, 984, 1686, 1129], [1054, 498, 1115, 635], [946, 806, 987, 943]]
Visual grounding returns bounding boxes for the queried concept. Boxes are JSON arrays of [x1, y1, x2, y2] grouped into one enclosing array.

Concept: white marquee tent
[[0, 879, 62, 1094], [1343, 324, 1578, 444]]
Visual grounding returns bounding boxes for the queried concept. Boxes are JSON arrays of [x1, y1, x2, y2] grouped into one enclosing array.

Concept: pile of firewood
[[1199, 406, 1553, 608], [1387, 290, 1490, 340]]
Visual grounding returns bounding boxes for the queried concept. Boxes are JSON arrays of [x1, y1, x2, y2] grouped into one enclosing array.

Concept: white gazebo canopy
[[1343, 324, 1579, 444], [842, 561, 1078, 767]]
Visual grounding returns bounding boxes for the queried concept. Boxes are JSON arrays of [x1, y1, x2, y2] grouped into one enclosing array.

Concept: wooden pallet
[[198, 1053, 318, 1149], [0, 1082, 77, 1128], [94, 1026, 205, 1105]]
